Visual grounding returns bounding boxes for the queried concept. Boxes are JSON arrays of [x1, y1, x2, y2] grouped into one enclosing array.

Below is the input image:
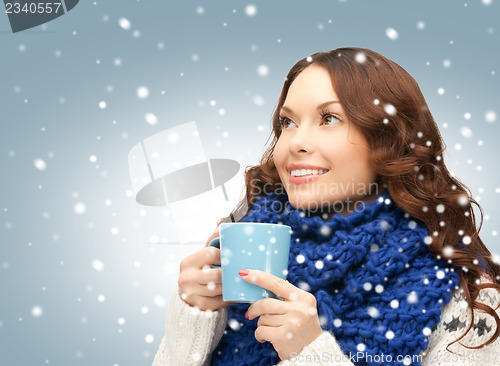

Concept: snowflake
[[367, 306, 379, 318], [228, 318, 241, 331], [385, 27, 399, 40], [320, 225, 331, 236], [296, 254, 306, 264], [407, 291, 418, 304]]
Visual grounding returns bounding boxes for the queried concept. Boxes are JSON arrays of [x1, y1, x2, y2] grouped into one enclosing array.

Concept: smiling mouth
[[290, 169, 329, 177]]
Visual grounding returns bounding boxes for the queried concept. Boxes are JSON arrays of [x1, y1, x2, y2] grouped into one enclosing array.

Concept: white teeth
[[290, 169, 328, 177]]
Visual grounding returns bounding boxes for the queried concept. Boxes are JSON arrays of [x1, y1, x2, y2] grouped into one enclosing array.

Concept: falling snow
[[245, 4, 257, 17], [3, 3, 499, 365], [118, 18, 132, 30], [367, 306, 379, 318], [485, 111, 497, 123], [91, 259, 105, 272], [460, 126, 473, 138], [145, 113, 158, 126], [137, 87, 149, 99], [228, 318, 241, 331], [296, 254, 305, 264], [153, 296, 166, 307], [34, 158, 47, 171], [385, 27, 399, 40], [257, 65, 269, 77], [390, 300, 399, 309], [407, 291, 418, 304], [355, 52, 366, 63], [457, 195, 469, 206], [320, 225, 331, 236], [443, 246, 454, 257], [384, 104, 397, 116], [74, 202, 86, 214], [31, 306, 43, 318], [298, 281, 311, 292]]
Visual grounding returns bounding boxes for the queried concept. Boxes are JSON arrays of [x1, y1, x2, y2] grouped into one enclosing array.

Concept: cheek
[[329, 144, 374, 180], [273, 139, 286, 168], [349, 150, 376, 183]]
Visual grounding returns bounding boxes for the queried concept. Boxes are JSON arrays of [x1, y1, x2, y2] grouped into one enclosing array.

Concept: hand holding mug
[[242, 269, 323, 361], [177, 229, 231, 311]]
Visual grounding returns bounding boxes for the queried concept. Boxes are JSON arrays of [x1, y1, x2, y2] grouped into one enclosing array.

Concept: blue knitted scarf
[[210, 190, 459, 366]]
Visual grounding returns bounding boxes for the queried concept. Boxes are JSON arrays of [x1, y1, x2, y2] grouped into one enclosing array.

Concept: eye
[[321, 112, 341, 126], [278, 115, 296, 129]]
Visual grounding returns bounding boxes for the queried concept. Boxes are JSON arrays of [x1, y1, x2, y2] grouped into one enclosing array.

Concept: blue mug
[[208, 222, 292, 303]]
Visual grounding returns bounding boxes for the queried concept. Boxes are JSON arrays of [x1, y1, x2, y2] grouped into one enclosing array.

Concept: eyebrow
[[280, 100, 341, 114]]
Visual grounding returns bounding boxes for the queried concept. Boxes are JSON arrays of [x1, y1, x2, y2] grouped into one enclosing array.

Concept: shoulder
[[425, 273, 500, 357]]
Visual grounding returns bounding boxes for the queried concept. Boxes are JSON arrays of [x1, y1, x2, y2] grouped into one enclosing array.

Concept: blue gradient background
[[1, 1, 499, 365]]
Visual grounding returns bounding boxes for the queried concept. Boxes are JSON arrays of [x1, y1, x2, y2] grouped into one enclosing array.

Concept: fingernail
[[239, 269, 249, 276], [245, 311, 249, 319]]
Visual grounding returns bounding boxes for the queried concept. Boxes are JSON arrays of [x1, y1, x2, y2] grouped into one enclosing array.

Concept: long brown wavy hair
[[223, 47, 500, 350]]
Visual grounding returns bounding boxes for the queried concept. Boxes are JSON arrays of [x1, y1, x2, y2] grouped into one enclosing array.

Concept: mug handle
[[208, 237, 221, 269]]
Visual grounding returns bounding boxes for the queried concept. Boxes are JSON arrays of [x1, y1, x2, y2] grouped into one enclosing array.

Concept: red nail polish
[[245, 311, 249, 319], [239, 270, 249, 276]]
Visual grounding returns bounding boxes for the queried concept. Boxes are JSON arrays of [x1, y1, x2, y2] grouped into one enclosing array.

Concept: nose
[[288, 124, 315, 154]]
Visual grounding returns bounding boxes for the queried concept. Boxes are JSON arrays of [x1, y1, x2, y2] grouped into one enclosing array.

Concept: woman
[[153, 48, 500, 365]]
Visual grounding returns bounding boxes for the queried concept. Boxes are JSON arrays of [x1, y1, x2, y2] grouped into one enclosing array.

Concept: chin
[[287, 194, 324, 212]]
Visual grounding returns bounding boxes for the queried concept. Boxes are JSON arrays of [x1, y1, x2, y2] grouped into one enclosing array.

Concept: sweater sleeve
[[278, 276, 500, 366], [422, 275, 500, 366], [152, 283, 228, 366]]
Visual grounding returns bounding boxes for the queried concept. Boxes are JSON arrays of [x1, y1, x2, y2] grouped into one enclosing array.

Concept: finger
[[204, 229, 220, 247], [198, 268, 222, 285], [177, 268, 222, 287], [240, 269, 298, 301], [184, 282, 223, 297], [189, 246, 221, 268], [203, 246, 221, 267], [179, 283, 221, 300], [181, 246, 219, 268], [178, 269, 222, 295], [184, 294, 225, 312], [254, 325, 277, 344], [247, 298, 286, 320], [257, 313, 287, 328]]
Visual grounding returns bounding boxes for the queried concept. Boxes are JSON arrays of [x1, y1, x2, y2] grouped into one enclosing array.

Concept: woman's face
[[273, 65, 378, 215]]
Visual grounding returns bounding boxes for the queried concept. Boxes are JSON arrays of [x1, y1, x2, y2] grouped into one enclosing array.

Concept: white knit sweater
[[152, 275, 500, 366]]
